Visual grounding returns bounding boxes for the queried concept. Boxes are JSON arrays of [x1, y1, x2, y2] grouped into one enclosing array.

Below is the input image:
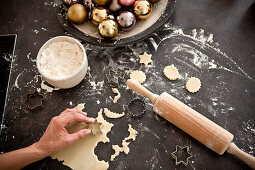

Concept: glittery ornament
[[134, 0, 152, 19], [63, 0, 79, 6], [83, 0, 94, 10], [98, 19, 118, 39], [149, 0, 160, 4], [119, 0, 135, 6], [92, 0, 111, 5], [91, 7, 109, 26], [109, 0, 122, 12], [67, 4, 88, 24], [117, 11, 136, 31]]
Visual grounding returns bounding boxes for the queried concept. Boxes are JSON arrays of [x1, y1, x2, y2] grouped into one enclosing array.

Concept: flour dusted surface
[[39, 41, 84, 79]]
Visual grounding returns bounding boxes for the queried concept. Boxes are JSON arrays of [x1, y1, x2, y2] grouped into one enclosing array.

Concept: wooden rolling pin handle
[[126, 79, 159, 104], [227, 143, 255, 169]]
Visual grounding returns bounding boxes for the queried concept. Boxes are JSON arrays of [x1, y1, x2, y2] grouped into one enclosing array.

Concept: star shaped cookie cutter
[[171, 145, 193, 166], [106, 67, 130, 87]]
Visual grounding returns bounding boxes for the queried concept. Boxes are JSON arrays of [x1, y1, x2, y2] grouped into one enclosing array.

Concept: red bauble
[[119, 0, 135, 6]]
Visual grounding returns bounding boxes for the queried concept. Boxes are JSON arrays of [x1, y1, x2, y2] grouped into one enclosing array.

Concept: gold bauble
[[134, 0, 152, 20], [91, 7, 109, 26], [67, 4, 88, 24], [98, 19, 118, 39], [92, 0, 111, 5]]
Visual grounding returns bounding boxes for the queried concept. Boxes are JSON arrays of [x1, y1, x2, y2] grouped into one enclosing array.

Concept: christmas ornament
[[91, 7, 109, 26], [119, 0, 135, 6], [149, 0, 160, 4], [92, 0, 111, 5], [63, 0, 79, 6], [117, 11, 136, 31], [83, 0, 94, 10], [98, 19, 118, 39], [109, 0, 122, 12], [67, 4, 88, 24], [134, 0, 152, 19]]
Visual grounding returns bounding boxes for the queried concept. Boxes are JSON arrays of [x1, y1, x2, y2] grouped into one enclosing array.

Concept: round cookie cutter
[[127, 98, 146, 118]]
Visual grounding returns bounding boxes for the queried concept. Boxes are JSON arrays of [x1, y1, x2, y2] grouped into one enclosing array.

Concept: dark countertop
[[0, 0, 255, 169]]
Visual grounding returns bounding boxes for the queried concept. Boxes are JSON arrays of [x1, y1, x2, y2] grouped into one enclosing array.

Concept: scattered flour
[[40, 79, 59, 92], [14, 72, 23, 90]]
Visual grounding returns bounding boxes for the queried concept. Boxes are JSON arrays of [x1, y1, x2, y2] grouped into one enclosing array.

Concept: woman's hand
[[34, 108, 93, 157]]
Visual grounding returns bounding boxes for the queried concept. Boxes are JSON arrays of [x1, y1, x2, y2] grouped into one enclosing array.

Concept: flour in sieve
[[39, 41, 84, 79]]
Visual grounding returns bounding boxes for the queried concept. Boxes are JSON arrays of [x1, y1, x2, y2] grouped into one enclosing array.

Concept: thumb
[[68, 129, 91, 143]]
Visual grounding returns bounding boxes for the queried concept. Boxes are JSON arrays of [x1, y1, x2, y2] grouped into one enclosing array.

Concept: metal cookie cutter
[[66, 120, 103, 135], [171, 145, 193, 166], [25, 91, 44, 110], [127, 98, 146, 118], [89, 120, 103, 135], [106, 67, 130, 87]]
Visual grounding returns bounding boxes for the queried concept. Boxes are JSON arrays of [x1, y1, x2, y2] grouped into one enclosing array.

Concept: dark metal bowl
[[54, 0, 176, 47]]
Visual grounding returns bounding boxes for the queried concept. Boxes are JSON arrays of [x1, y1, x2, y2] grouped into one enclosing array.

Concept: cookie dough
[[112, 88, 121, 104], [163, 65, 179, 80], [139, 52, 152, 65], [130, 70, 146, 84], [110, 124, 138, 161], [104, 108, 125, 119], [76, 103, 85, 111], [51, 108, 114, 170], [186, 77, 201, 93]]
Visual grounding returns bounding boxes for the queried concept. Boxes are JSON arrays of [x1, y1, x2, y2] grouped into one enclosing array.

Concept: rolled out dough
[[130, 70, 146, 84], [186, 77, 201, 93], [51, 108, 114, 170], [112, 88, 121, 104], [110, 124, 138, 161], [104, 108, 125, 119]]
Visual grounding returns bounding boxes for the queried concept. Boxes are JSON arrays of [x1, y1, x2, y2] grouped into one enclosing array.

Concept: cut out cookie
[[52, 108, 113, 170], [104, 108, 125, 119], [163, 65, 179, 80], [112, 88, 121, 104], [186, 77, 201, 93], [110, 124, 138, 161], [139, 52, 153, 65], [130, 70, 146, 84]]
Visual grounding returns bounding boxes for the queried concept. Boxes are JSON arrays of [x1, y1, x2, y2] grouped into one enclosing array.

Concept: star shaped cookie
[[139, 52, 153, 65]]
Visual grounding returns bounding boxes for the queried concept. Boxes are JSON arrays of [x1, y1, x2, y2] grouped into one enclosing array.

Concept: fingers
[[61, 108, 87, 116], [67, 129, 91, 143], [73, 107, 87, 116], [60, 110, 93, 127]]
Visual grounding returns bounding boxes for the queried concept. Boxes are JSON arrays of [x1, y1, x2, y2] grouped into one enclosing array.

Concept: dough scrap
[[110, 124, 138, 161], [104, 108, 125, 119], [130, 70, 146, 84], [51, 108, 114, 170], [186, 77, 201, 93], [139, 52, 153, 65], [76, 103, 85, 111], [163, 65, 179, 80], [112, 88, 121, 104]]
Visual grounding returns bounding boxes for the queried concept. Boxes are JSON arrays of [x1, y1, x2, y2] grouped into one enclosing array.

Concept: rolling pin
[[126, 79, 255, 169]]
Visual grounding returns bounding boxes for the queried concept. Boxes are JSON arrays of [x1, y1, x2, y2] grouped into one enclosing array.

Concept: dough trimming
[[104, 108, 125, 119]]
